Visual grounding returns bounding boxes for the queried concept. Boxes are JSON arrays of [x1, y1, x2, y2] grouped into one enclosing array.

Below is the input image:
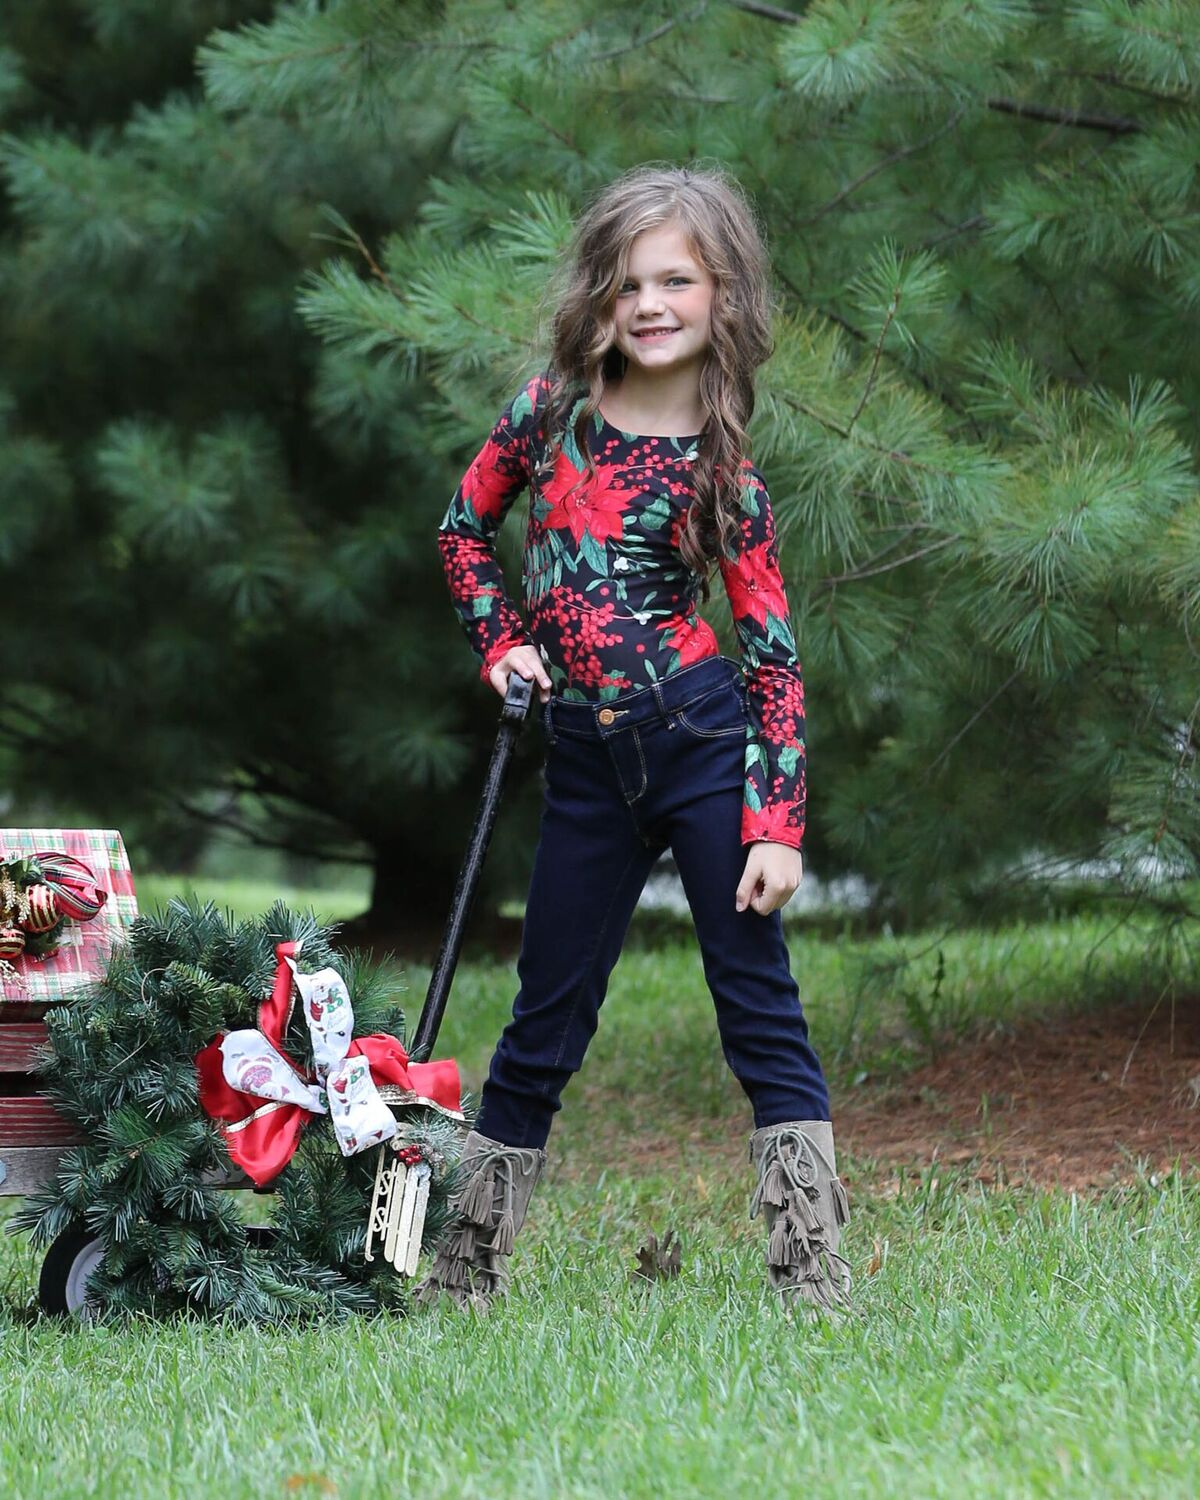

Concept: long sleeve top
[[435, 372, 807, 851]]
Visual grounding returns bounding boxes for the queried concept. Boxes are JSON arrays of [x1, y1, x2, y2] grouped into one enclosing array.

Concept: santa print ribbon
[[195, 940, 463, 1188]]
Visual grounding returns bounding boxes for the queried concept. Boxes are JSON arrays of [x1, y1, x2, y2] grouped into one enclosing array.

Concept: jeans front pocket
[[673, 680, 748, 739]]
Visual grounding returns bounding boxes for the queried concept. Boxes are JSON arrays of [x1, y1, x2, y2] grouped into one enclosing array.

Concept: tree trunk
[[341, 826, 524, 965]]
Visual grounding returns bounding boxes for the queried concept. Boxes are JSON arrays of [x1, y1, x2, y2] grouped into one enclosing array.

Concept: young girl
[[416, 164, 851, 1317]]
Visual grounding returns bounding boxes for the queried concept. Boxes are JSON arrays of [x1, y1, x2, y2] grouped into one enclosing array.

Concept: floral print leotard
[[436, 372, 807, 851]]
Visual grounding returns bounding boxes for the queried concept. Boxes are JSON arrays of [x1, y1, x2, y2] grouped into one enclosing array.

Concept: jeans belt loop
[[543, 696, 557, 746], [651, 680, 675, 730]]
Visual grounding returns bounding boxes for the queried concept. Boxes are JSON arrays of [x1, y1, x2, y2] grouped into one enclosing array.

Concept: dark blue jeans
[[474, 653, 831, 1149]]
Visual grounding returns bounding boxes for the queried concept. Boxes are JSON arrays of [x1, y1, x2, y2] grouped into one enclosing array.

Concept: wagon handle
[[409, 671, 535, 1063]]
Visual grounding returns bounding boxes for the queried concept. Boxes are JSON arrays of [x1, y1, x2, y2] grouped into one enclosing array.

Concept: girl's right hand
[[488, 644, 553, 704]]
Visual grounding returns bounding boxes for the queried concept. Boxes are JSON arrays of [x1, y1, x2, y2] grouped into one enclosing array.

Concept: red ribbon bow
[[195, 941, 462, 1187]]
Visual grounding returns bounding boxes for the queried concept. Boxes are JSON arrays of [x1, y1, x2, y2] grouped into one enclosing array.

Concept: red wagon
[[0, 828, 147, 1310], [0, 677, 535, 1315]]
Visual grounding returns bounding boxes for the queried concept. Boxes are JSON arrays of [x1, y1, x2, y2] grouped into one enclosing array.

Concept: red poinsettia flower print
[[438, 378, 809, 852], [742, 798, 803, 847], [461, 435, 521, 522], [664, 613, 718, 666], [541, 448, 633, 547], [721, 538, 789, 629]]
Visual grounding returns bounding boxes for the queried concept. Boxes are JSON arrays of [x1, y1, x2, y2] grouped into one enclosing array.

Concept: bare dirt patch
[[840, 995, 1200, 1192], [560, 997, 1200, 1196]]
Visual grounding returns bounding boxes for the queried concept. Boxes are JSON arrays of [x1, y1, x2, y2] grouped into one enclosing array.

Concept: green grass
[[2, 894, 1198, 1498], [135, 874, 368, 926], [1, 1174, 1197, 1497]]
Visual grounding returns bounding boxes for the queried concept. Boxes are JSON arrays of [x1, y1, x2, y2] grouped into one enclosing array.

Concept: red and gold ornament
[[20, 883, 59, 935], [0, 926, 26, 959]]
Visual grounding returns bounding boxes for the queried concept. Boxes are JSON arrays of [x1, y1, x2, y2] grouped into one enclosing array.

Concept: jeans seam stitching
[[622, 727, 648, 803], [674, 682, 745, 737]]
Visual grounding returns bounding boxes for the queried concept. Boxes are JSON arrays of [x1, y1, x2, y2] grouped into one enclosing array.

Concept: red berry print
[[436, 379, 806, 849]]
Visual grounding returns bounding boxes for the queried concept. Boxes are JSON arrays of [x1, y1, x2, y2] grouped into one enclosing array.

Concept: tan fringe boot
[[413, 1128, 546, 1313], [749, 1120, 852, 1316]]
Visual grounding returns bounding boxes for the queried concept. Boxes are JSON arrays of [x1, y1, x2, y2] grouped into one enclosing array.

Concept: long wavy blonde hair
[[529, 162, 778, 604]]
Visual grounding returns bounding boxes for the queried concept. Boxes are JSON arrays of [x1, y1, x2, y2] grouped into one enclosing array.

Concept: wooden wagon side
[[0, 830, 136, 1310], [0, 1018, 86, 1195], [0, 830, 261, 1310], [0, 828, 137, 1197]]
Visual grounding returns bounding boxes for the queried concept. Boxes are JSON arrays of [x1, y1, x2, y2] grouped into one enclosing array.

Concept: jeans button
[[598, 708, 616, 725]]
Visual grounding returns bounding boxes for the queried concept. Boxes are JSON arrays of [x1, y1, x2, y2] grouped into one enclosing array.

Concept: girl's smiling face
[[611, 222, 714, 374]]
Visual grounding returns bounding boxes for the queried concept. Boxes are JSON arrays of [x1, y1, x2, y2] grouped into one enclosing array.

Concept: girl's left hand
[[735, 842, 803, 915]]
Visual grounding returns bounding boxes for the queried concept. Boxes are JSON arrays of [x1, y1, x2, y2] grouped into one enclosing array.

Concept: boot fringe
[[459, 1168, 497, 1225], [489, 1207, 516, 1256], [749, 1121, 853, 1313], [412, 1133, 546, 1313], [447, 1224, 477, 1259]]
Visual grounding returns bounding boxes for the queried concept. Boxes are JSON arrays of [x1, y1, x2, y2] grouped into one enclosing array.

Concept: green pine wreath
[[13, 896, 473, 1320]]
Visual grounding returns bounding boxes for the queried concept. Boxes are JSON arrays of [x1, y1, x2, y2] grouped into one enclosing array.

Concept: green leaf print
[[764, 611, 798, 653], [510, 386, 535, 427], [778, 746, 799, 776], [472, 594, 494, 618], [640, 494, 672, 531], [524, 538, 555, 609], [579, 531, 608, 575], [744, 782, 763, 812], [740, 477, 760, 516], [560, 414, 589, 477]]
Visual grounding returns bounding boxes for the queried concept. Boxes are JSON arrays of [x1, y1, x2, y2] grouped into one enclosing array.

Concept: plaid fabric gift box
[[0, 829, 138, 1016]]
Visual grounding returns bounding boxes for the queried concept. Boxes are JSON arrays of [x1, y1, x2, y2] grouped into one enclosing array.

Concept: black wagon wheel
[[38, 1225, 104, 1317], [38, 1222, 280, 1317]]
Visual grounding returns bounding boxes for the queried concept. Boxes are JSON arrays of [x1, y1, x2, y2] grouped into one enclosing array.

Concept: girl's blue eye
[[618, 277, 689, 292]]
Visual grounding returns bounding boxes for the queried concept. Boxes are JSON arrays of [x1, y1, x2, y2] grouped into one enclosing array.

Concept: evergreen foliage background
[[0, 0, 1196, 929]]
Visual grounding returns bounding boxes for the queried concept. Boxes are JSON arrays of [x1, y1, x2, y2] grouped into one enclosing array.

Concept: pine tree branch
[[1056, 69, 1191, 107], [507, 96, 584, 157], [847, 281, 900, 431], [315, 210, 397, 296], [725, 1, 1147, 134], [816, 535, 958, 588], [1016, 256, 1094, 384], [592, 3, 711, 61], [725, 0, 805, 22], [772, 266, 976, 428], [798, 106, 969, 225], [163, 790, 365, 868], [920, 213, 987, 250], [922, 669, 1022, 778], [780, 391, 968, 480], [983, 95, 1143, 136]]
